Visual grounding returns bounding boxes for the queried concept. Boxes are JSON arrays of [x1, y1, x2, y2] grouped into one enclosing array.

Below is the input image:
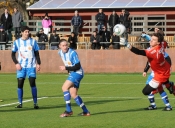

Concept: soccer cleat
[[34, 104, 39, 109], [162, 106, 172, 111], [144, 105, 157, 110], [15, 104, 22, 108], [60, 111, 73, 117], [78, 112, 91, 116], [168, 82, 174, 94]]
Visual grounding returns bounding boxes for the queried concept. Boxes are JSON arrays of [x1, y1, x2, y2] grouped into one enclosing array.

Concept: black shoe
[[162, 106, 172, 111], [15, 104, 22, 108], [144, 105, 157, 110], [168, 82, 174, 94], [34, 104, 39, 109]]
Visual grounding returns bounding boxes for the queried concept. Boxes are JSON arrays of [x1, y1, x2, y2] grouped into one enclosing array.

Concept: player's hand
[[143, 72, 147, 77], [36, 64, 40, 71], [59, 66, 66, 71], [15, 63, 21, 70]]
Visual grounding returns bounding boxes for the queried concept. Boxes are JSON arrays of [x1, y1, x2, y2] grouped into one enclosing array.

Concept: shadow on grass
[[91, 107, 166, 115]]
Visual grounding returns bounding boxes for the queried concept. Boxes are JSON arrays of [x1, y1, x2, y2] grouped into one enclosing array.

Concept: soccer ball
[[113, 24, 126, 36]]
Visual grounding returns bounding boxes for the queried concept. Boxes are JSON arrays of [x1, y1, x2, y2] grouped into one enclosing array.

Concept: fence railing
[[21, 19, 175, 36]]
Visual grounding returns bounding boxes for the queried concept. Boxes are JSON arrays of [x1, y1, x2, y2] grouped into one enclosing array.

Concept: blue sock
[[63, 91, 72, 112], [74, 96, 89, 113], [17, 88, 23, 104], [160, 91, 171, 108], [148, 94, 156, 107], [31, 87, 37, 104]]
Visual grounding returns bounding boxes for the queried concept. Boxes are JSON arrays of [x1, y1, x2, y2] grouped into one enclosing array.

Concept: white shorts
[[149, 79, 160, 89]]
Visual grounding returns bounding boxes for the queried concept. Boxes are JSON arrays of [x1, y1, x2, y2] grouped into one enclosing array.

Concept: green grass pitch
[[0, 73, 175, 128]]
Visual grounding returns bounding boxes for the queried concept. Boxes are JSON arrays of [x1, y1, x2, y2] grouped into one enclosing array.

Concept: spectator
[[119, 9, 130, 42], [49, 30, 60, 50], [0, 26, 7, 50], [95, 9, 106, 33], [36, 28, 48, 50], [100, 26, 111, 49], [68, 32, 77, 49], [1, 8, 12, 42], [90, 31, 101, 50], [71, 10, 82, 36], [12, 7, 23, 39], [111, 33, 120, 49], [108, 10, 119, 36], [42, 13, 52, 35]]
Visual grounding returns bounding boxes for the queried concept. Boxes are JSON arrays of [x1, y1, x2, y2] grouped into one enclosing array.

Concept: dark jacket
[[68, 36, 77, 49], [108, 14, 119, 27], [90, 35, 101, 43], [112, 35, 120, 49], [49, 34, 60, 46], [71, 15, 82, 26], [95, 12, 106, 25], [36, 32, 48, 42], [119, 10, 130, 28], [101, 30, 111, 42], [1, 13, 12, 30], [0, 30, 7, 42]]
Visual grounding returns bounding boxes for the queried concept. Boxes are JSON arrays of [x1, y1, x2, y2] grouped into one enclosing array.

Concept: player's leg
[[158, 87, 172, 111], [144, 73, 157, 110], [163, 80, 175, 94], [60, 80, 74, 117], [69, 73, 90, 116], [16, 68, 26, 108], [70, 87, 90, 116], [27, 68, 39, 109]]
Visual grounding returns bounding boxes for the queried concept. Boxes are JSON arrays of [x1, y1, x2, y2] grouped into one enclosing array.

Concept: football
[[113, 24, 126, 36]]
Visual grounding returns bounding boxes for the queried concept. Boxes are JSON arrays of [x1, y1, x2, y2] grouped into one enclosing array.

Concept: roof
[[27, 0, 175, 10]]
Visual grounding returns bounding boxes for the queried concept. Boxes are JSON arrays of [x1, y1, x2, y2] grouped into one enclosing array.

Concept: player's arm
[[34, 51, 41, 65], [11, 51, 18, 64], [144, 61, 150, 73], [127, 44, 146, 56], [65, 62, 81, 71]]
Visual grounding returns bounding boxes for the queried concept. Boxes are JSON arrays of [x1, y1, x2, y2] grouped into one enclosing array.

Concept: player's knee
[[29, 77, 36, 87], [142, 84, 153, 95], [18, 78, 25, 88]]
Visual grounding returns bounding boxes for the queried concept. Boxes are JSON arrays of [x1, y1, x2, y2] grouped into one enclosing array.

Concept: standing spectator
[[108, 10, 119, 36], [49, 30, 60, 50], [100, 26, 111, 49], [12, 7, 23, 39], [119, 9, 130, 42], [42, 13, 52, 35], [95, 9, 106, 33], [1, 8, 12, 42], [36, 28, 48, 50], [68, 32, 77, 49], [111, 33, 120, 49], [0, 26, 7, 50], [90, 31, 101, 50], [71, 10, 82, 36]]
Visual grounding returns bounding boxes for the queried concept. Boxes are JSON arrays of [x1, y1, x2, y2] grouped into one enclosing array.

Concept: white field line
[[0, 97, 48, 107], [1, 96, 175, 108]]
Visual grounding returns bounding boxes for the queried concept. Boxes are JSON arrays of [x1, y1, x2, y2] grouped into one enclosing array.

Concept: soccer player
[[11, 26, 41, 109], [127, 33, 174, 111], [58, 39, 90, 117], [143, 56, 173, 111]]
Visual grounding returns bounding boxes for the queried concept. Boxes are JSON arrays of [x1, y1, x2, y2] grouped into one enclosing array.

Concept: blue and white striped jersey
[[12, 38, 39, 68], [58, 48, 83, 75], [141, 34, 151, 42]]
